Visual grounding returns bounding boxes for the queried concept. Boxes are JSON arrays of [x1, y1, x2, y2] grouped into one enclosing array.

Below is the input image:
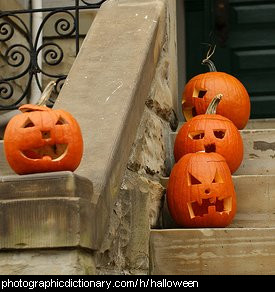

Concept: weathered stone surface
[[236, 129, 275, 175], [232, 174, 275, 227], [150, 228, 275, 275], [245, 118, 275, 129], [94, 0, 177, 274], [122, 172, 165, 229], [141, 176, 166, 228], [96, 171, 165, 274], [175, 117, 275, 131], [0, 249, 95, 275], [0, 172, 96, 250], [128, 108, 171, 177], [55, 0, 165, 194], [54, 0, 166, 249], [146, 55, 178, 131]]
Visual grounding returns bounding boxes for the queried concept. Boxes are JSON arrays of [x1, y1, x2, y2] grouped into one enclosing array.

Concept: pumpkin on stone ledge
[[167, 152, 237, 228], [4, 82, 83, 174]]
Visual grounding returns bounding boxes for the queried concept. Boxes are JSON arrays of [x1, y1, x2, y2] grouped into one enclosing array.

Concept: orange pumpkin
[[167, 152, 237, 228], [175, 94, 243, 173], [4, 104, 83, 174], [182, 59, 250, 130]]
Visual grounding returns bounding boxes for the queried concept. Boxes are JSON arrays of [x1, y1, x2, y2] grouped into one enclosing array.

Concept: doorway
[[184, 0, 275, 119]]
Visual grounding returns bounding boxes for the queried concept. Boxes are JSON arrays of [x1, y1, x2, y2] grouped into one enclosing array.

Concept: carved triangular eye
[[23, 118, 35, 128], [198, 90, 207, 98], [55, 116, 68, 125], [212, 170, 223, 183], [188, 172, 202, 185]]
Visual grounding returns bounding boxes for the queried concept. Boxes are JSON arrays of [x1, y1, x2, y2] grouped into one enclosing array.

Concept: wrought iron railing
[[0, 0, 106, 110]]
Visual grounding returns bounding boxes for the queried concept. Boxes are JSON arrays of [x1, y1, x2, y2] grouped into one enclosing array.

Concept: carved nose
[[41, 131, 51, 139], [204, 143, 216, 153]]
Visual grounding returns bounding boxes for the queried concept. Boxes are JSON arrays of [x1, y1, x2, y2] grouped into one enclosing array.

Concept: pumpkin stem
[[201, 59, 217, 72], [37, 81, 56, 106], [201, 44, 217, 72], [206, 94, 223, 114]]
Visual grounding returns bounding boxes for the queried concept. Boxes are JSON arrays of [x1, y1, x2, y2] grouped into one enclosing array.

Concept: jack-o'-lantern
[[167, 152, 237, 228], [182, 49, 250, 129], [174, 94, 243, 173], [4, 96, 83, 175]]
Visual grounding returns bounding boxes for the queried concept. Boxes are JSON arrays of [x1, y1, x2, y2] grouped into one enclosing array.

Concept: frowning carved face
[[4, 104, 83, 174], [167, 152, 237, 228]]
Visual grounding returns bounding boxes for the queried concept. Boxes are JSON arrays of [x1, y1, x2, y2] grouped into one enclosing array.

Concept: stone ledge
[[0, 248, 96, 275], [0, 171, 97, 250], [0, 171, 93, 200], [150, 228, 275, 275]]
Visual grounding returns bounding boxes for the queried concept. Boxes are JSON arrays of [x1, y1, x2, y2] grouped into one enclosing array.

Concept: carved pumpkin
[[182, 58, 250, 130], [174, 94, 243, 173], [167, 152, 237, 228], [4, 104, 83, 174]]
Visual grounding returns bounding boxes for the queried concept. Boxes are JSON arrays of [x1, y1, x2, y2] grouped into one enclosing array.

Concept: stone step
[[150, 227, 275, 275], [236, 129, 275, 175], [160, 175, 275, 229], [179, 118, 275, 130], [245, 118, 275, 129]]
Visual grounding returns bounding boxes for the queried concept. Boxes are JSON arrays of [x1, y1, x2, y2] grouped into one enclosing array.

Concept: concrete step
[[245, 118, 275, 129], [161, 175, 275, 229], [171, 119, 275, 175], [236, 129, 275, 175], [177, 118, 275, 131], [150, 227, 275, 275]]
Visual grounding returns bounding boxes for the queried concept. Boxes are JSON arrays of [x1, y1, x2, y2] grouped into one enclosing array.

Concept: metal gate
[[0, 0, 106, 109]]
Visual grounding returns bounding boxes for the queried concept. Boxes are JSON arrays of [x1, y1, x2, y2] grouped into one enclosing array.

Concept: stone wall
[[95, 3, 178, 273]]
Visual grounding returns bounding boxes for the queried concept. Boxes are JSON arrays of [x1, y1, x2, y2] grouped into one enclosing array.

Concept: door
[[184, 0, 275, 119]]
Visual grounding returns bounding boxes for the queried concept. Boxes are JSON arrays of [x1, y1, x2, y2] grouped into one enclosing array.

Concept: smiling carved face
[[167, 152, 237, 228], [4, 105, 83, 174]]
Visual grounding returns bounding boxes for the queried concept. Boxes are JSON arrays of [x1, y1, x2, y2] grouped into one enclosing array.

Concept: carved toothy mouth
[[21, 144, 68, 161], [187, 197, 232, 218]]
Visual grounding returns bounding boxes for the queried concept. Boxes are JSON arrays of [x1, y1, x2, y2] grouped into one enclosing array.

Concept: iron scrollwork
[[0, 0, 106, 110]]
